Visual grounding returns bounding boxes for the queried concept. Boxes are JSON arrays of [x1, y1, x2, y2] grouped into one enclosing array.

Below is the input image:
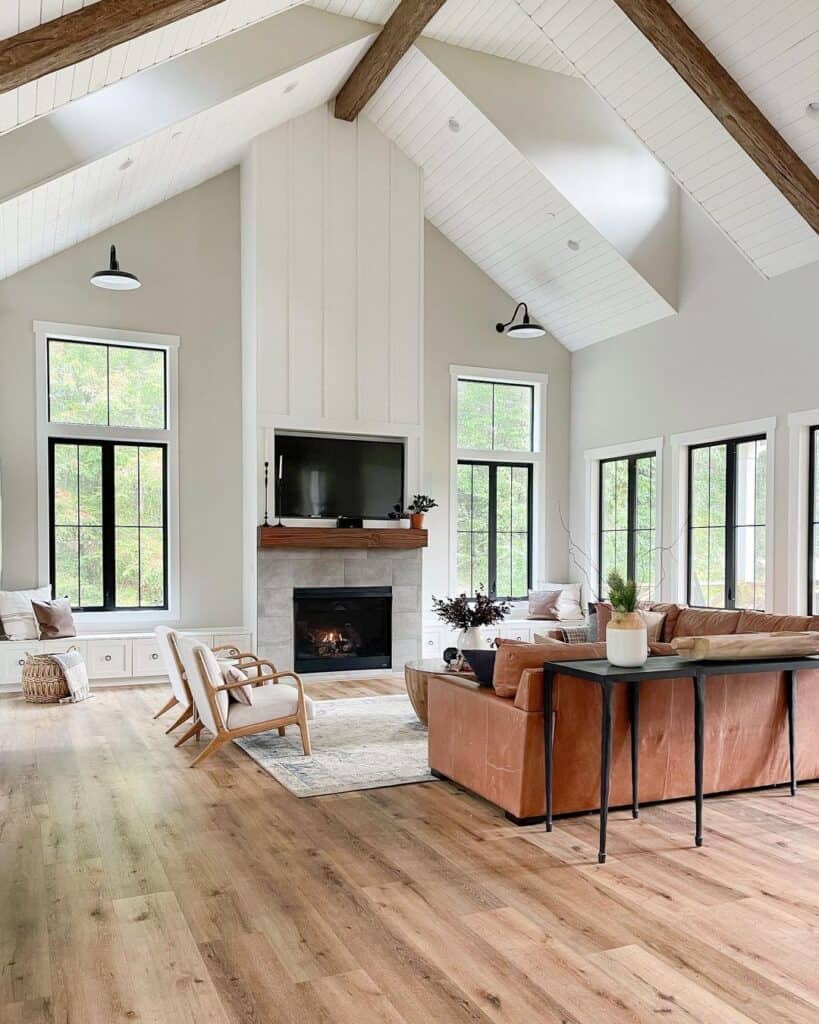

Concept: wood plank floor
[[3, 677, 819, 1023]]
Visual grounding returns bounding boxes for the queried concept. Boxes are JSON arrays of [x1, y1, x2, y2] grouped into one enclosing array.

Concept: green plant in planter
[[408, 494, 438, 514], [606, 570, 638, 613]]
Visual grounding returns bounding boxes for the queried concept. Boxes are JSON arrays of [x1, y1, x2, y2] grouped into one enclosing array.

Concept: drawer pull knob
[[18, 658, 24, 666], [151, 652, 159, 660], [104, 654, 112, 662]]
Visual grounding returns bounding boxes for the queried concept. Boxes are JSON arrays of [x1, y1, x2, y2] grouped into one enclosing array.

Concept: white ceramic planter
[[458, 626, 488, 651], [606, 611, 648, 667]]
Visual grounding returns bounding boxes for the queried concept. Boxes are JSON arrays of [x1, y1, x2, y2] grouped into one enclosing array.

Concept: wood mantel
[[258, 526, 428, 550]]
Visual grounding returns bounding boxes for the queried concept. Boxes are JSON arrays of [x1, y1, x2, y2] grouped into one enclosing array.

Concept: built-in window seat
[[0, 628, 252, 691]]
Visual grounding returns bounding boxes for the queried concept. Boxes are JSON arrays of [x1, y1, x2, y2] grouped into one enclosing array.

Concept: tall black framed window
[[808, 426, 819, 614], [598, 453, 656, 598], [456, 461, 532, 600], [49, 439, 168, 611], [687, 434, 766, 610]]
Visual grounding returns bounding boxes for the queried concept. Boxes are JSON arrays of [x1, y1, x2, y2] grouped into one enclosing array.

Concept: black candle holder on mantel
[[272, 455, 285, 527]]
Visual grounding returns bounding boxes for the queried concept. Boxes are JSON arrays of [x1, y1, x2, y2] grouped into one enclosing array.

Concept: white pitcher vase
[[457, 626, 488, 652], [606, 610, 647, 667]]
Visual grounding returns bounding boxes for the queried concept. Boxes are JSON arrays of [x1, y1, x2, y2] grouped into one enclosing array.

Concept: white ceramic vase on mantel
[[457, 626, 488, 652], [606, 610, 648, 667]]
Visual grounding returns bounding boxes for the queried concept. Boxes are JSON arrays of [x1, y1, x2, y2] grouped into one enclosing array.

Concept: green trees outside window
[[688, 436, 766, 610], [599, 453, 656, 600], [456, 379, 534, 600]]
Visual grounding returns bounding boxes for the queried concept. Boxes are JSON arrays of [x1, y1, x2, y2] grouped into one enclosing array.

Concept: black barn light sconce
[[495, 301, 545, 339]]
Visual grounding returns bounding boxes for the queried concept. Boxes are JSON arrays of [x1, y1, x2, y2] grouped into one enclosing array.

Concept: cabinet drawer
[[87, 639, 131, 679], [500, 626, 532, 643], [132, 637, 164, 676], [0, 645, 39, 684], [212, 632, 252, 655], [422, 630, 440, 656]]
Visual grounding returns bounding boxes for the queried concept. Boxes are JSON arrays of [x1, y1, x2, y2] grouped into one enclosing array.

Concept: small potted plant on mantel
[[389, 495, 438, 529], [432, 588, 511, 651], [605, 570, 647, 667], [407, 494, 437, 530]]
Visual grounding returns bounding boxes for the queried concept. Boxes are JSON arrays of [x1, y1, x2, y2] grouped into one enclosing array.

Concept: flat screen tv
[[276, 434, 404, 520]]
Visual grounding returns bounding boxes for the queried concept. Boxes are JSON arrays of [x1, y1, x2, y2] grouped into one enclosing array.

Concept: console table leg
[[629, 680, 640, 819], [787, 670, 797, 796], [693, 673, 705, 847], [544, 667, 555, 833], [599, 682, 614, 864]]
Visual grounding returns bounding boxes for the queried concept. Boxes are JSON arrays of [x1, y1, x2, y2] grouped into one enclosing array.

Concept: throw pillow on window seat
[[32, 597, 77, 639], [537, 582, 583, 620], [527, 589, 561, 620], [0, 586, 52, 641]]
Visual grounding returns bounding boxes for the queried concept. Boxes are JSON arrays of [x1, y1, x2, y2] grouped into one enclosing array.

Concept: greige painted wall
[[570, 194, 819, 613], [423, 222, 572, 610], [0, 170, 244, 627]]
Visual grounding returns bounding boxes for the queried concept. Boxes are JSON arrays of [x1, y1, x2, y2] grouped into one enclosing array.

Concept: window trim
[[456, 458, 534, 600], [585, 437, 663, 603], [685, 433, 765, 610], [670, 417, 775, 609], [449, 365, 547, 600], [808, 425, 819, 615], [597, 451, 657, 597], [35, 321, 180, 627]]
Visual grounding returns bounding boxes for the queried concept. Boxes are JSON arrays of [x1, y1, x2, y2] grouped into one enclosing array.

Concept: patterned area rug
[[235, 693, 435, 797]]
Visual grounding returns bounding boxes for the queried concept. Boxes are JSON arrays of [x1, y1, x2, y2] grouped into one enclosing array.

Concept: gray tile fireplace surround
[[257, 547, 422, 673]]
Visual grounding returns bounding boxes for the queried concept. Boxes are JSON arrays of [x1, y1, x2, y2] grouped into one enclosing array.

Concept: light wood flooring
[[3, 676, 819, 1023]]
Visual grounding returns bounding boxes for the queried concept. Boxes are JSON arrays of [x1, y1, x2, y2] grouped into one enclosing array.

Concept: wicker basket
[[21, 651, 75, 704]]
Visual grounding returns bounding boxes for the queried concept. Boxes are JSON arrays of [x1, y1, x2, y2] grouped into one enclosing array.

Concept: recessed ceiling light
[[284, 81, 298, 94], [448, 117, 461, 133], [567, 239, 580, 251], [118, 157, 134, 172], [807, 102, 819, 117]]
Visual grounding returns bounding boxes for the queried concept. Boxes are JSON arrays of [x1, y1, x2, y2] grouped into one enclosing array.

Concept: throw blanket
[[50, 650, 91, 703]]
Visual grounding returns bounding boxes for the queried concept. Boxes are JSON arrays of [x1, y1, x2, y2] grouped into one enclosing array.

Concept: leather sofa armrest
[[514, 668, 544, 712]]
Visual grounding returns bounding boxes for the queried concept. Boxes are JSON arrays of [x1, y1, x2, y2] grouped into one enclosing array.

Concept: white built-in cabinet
[[0, 628, 252, 689], [421, 622, 535, 658]]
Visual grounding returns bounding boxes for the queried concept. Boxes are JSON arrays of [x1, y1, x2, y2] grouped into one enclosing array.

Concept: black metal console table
[[543, 655, 817, 863]]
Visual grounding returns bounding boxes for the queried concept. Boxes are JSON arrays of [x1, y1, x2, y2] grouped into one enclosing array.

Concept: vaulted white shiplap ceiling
[[0, 37, 370, 280], [309, 0, 576, 75], [367, 47, 675, 348], [516, 0, 819, 277], [0, 0, 301, 133]]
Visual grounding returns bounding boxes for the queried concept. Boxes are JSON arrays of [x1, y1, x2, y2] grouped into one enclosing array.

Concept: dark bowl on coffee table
[[462, 649, 496, 686]]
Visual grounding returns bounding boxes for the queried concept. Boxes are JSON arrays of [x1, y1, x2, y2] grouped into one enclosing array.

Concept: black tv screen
[[276, 434, 404, 520]]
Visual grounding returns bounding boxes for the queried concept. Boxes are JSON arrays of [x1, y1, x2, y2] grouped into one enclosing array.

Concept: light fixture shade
[[90, 245, 141, 290], [507, 322, 545, 339], [495, 301, 545, 339]]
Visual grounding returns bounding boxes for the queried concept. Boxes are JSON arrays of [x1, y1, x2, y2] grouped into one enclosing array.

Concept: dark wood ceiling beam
[[0, 0, 228, 96], [611, 0, 819, 234], [334, 0, 447, 122]]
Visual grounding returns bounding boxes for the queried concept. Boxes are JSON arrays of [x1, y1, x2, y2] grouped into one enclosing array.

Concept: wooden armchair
[[154, 627, 242, 742], [175, 637, 312, 767]]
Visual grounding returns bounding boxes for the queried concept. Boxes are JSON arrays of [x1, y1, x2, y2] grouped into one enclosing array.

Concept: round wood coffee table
[[404, 658, 476, 726]]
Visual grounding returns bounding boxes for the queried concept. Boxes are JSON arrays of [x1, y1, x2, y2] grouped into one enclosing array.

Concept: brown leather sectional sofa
[[427, 605, 819, 822]]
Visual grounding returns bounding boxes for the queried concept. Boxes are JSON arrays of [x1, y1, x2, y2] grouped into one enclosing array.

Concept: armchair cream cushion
[[227, 684, 302, 729]]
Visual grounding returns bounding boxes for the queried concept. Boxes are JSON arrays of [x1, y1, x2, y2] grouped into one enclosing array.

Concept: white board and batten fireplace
[[241, 106, 425, 672]]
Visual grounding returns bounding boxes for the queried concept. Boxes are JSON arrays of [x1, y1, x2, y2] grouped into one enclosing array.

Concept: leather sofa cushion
[[673, 607, 741, 637], [646, 602, 683, 641], [493, 638, 606, 699], [735, 609, 818, 633]]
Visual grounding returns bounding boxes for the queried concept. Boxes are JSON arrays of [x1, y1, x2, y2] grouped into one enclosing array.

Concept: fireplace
[[292, 587, 392, 673]]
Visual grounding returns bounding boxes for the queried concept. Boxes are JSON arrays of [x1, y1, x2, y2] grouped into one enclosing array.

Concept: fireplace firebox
[[293, 587, 392, 673]]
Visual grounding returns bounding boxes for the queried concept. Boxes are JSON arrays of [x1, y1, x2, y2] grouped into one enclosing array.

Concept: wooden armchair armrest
[[215, 678, 261, 693]]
